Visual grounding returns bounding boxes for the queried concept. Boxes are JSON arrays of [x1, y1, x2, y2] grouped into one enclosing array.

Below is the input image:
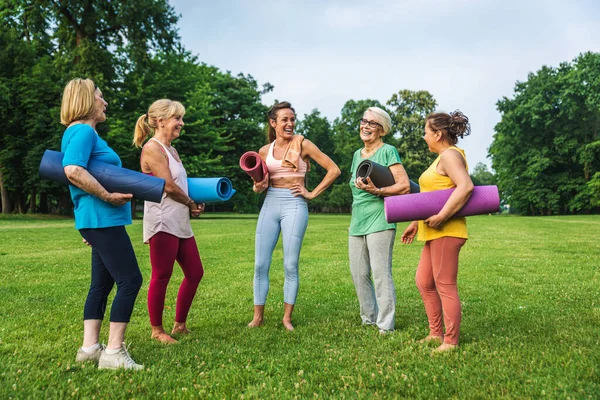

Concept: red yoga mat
[[239, 151, 268, 182], [384, 185, 500, 223]]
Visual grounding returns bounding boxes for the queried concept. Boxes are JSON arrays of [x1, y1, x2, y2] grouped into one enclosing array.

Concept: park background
[[0, 0, 599, 216], [1, 1, 599, 398]]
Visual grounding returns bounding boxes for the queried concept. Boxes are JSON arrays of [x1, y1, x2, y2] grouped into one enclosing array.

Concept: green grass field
[[0, 214, 599, 399]]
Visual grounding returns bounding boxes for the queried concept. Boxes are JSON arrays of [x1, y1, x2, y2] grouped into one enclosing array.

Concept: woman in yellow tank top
[[401, 110, 474, 353]]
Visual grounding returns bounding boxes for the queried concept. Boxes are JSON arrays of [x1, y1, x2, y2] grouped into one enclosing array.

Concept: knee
[[120, 272, 143, 294], [188, 266, 204, 285], [415, 275, 433, 291]]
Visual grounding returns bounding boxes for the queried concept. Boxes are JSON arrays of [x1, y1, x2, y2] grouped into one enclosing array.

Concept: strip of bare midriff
[[269, 176, 305, 188]]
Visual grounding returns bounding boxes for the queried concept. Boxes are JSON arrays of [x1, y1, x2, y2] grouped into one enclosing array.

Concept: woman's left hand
[[424, 214, 445, 229], [290, 183, 314, 200], [190, 202, 205, 217], [355, 177, 378, 195]]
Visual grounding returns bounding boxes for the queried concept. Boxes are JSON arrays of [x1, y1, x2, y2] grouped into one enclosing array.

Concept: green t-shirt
[[348, 143, 402, 236]]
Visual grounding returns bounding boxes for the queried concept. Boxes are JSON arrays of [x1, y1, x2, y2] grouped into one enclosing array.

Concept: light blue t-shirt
[[61, 124, 131, 229], [348, 143, 402, 236]]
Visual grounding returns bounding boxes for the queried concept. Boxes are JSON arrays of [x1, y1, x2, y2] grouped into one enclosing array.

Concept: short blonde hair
[[133, 99, 186, 147], [60, 78, 96, 126], [365, 106, 392, 136]]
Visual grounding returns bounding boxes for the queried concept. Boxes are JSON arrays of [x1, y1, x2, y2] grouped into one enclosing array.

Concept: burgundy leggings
[[148, 232, 204, 326], [415, 236, 466, 345]]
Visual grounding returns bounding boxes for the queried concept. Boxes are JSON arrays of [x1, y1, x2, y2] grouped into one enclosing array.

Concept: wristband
[[185, 198, 192, 206]]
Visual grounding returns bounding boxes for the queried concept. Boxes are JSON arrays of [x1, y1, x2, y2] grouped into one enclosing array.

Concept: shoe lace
[[119, 343, 138, 367]]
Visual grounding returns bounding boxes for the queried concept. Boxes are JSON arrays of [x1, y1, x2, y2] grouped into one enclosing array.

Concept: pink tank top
[[142, 138, 193, 243], [266, 141, 308, 179]]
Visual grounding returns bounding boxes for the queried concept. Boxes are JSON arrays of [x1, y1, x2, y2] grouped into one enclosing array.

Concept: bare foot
[[432, 343, 458, 353], [151, 331, 178, 344], [282, 318, 294, 332], [171, 322, 191, 335], [418, 335, 443, 344], [247, 318, 264, 328]]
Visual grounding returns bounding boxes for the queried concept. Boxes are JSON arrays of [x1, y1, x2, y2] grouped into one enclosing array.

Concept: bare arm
[[424, 150, 474, 229], [142, 141, 203, 216], [64, 165, 132, 206], [292, 139, 341, 200]]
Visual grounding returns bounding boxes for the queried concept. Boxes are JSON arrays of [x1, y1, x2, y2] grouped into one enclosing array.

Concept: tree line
[[1, 1, 595, 216]]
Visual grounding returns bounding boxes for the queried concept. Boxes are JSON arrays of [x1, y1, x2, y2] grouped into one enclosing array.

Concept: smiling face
[[270, 108, 296, 140], [93, 88, 108, 123], [359, 110, 384, 145], [162, 115, 185, 141]]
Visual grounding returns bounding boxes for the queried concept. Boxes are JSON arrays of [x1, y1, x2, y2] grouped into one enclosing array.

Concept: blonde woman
[[62, 78, 143, 370], [133, 99, 204, 344]]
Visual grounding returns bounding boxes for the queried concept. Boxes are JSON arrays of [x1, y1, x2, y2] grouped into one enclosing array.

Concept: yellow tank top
[[417, 146, 468, 241]]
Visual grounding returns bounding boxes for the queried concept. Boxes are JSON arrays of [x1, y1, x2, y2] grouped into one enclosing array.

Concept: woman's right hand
[[400, 221, 418, 244], [253, 173, 269, 193], [105, 192, 133, 206]]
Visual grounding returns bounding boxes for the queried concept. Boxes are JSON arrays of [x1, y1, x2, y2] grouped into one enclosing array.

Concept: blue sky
[[169, 0, 600, 169]]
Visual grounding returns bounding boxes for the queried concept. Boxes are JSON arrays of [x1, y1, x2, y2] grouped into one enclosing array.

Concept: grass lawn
[[0, 213, 599, 399]]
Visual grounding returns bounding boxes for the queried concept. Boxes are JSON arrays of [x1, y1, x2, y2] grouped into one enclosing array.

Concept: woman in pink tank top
[[133, 99, 205, 344], [248, 101, 341, 331]]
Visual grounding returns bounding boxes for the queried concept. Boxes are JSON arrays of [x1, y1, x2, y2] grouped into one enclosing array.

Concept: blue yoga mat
[[187, 177, 236, 203], [39, 149, 166, 203]]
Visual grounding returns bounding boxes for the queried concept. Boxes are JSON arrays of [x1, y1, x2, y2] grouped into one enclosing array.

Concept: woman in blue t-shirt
[[348, 107, 410, 334], [61, 78, 143, 370]]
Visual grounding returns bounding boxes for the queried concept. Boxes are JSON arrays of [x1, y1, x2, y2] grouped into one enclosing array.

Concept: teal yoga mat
[[187, 177, 236, 203]]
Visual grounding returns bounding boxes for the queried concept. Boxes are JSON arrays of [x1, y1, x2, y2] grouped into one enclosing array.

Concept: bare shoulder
[[258, 144, 270, 159], [441, 148, 466, 167]]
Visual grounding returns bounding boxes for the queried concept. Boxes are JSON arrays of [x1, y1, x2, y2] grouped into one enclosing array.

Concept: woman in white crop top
[[247, 101, 341, 331], [133, 99, 205, 344]]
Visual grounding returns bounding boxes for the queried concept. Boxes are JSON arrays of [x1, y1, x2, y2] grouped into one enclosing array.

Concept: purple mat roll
[[239, 151, 267, 182], [384, 185, 500, 223]]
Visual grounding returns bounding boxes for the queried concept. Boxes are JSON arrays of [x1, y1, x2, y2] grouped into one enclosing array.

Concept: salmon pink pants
[[415, 236, 466, 345]]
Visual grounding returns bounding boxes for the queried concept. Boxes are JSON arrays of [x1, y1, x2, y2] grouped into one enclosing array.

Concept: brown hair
[[133, 99, 185, 147], [426, 110, 471, 145], [60, 78, 97, 126], [266, 101, 295, 143]]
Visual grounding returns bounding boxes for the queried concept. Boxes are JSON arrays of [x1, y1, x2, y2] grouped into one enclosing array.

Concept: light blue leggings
[[254, 188, 308, 305]]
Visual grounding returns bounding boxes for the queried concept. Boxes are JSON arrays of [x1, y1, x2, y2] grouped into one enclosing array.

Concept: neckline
[[361, 141, 384, 159]]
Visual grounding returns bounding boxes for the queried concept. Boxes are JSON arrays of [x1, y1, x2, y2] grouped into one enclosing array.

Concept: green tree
[[489, 52, 600, 215], [470, 162, 496, 186], [296, 109, 335, 212], [386, 89, 437, 181]]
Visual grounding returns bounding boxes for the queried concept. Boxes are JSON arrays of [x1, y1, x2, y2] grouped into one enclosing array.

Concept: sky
[[168, 0, 600, 169]]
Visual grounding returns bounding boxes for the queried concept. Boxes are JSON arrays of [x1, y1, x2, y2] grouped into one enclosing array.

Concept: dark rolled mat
[[187, 177, 236, 203], [384, 185, 500, 223], [39, 149, 165, 203], [356, 159, 420, 193], [239, 151, 267, 182]]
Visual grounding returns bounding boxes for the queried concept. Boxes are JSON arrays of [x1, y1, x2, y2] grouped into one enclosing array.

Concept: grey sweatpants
[[348, 229, 396, 331]]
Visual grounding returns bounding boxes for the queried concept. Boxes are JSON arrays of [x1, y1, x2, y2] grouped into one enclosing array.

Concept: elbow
[[64, 165, 82, 182], [398, 180, 410, 195], [332, 166, 341, 179]]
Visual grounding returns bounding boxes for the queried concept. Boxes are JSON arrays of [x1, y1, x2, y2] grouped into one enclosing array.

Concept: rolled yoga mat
[[239, 151, 268, 182], [187, 177, 236, 203], [356, 159, 420, 193], [39, 149, 165, 203], [384, 185, 500, 223]]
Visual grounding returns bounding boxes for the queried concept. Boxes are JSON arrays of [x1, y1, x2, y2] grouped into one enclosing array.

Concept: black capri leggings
[[79, 226, 143, 323]]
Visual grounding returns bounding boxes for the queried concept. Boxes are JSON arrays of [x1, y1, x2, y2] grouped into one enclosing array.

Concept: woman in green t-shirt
[[349, 107, 410, 333]]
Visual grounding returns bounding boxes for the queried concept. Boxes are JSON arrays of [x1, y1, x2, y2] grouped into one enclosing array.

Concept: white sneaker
[[75, 344, 106, 364], [98, 344, 144, 370]]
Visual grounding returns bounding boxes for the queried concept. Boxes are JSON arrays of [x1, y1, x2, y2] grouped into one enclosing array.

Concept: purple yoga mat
[[384, 185, 500, 223], [239, 151, 268, 182]]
